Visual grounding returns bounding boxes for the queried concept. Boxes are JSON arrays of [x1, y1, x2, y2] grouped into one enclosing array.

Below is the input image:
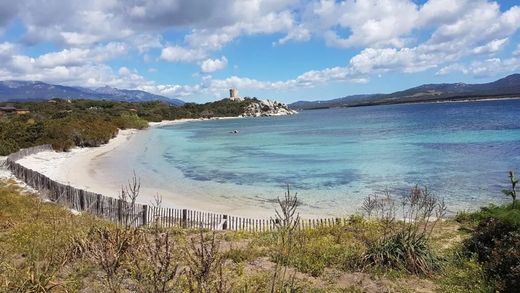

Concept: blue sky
[[0, 0, 519, 103]]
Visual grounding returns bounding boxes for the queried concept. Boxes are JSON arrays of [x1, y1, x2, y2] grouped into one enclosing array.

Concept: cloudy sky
[[0, 0, 519, 103]]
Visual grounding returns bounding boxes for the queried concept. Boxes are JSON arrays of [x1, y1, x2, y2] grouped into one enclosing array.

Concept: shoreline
[[11, 116, 286, 218], [6, 100, 513, 218], [300, 96, 520, 111]]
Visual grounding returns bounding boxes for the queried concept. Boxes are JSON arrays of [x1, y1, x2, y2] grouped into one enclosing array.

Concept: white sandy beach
[[12, 118, 281, 218]]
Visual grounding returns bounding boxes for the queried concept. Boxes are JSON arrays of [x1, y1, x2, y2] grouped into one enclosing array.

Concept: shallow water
[[95, 99, 520, 216]]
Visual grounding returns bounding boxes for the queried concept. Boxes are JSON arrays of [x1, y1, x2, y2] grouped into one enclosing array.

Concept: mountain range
[[290, 74, 520, 110], [0, 81, 184, 106]]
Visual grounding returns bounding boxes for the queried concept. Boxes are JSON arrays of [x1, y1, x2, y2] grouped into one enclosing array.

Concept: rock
[[242, 99, 297, 117]]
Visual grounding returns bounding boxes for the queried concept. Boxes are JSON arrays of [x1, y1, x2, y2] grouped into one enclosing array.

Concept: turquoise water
[[97, 99, 520, 216]]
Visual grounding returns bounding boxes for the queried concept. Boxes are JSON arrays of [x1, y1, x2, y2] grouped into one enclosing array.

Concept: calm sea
[[96, 99, 520, 216]]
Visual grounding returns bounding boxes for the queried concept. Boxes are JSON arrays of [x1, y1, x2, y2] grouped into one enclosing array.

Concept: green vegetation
[[3, 98, 518, 291], [456, 197, 520, 292], [361, 187, 446, 275], [1, 178, 498, 292], [0, 98, 257, 155]]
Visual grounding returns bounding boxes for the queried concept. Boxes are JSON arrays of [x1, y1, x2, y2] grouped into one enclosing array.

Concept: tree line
[[0, 98, 257, 155]]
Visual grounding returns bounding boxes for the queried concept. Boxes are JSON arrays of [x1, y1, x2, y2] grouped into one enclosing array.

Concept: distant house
[[0, 107, 30, 115], [0, 106, 17, 113]]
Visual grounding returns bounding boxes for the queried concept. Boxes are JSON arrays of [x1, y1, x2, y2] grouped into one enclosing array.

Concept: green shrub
[[456, 202, 520, 227], [0, 138, 19, 155], [364, 230, 439, 275], [439, 251, 490, 293], [465, 217, 520, 292], [361, 186, 446, 275], [113, 113, 149, 130]]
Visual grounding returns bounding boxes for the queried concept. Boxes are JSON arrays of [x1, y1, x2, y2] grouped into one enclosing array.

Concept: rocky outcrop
[[242, 99, 297, 117]]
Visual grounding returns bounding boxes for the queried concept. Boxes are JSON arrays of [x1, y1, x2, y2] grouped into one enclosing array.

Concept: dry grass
[[0, 180, 489, 292]]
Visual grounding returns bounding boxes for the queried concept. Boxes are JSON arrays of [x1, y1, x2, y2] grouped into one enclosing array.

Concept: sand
[[11, 118, 281, 218]]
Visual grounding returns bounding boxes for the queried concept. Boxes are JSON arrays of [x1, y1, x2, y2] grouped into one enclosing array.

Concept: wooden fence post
[[182, 209, 187, 228], [96, 194, 102, 216], [142, 205, 148, 226], [222, 215, 228, 230]]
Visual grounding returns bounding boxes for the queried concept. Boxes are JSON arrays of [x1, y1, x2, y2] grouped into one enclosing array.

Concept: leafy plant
[[465, 217, 520, 293]]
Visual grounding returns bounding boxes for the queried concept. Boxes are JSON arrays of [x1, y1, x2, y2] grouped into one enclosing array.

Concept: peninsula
[[290, 73, 520, 110], [0, 88, 295, 156]]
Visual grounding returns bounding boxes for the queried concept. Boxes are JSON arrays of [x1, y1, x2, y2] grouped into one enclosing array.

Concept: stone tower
[[229, 88, 241, 101]]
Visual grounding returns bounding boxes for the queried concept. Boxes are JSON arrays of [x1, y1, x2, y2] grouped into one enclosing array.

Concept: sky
[[0, 0, 519, 103]]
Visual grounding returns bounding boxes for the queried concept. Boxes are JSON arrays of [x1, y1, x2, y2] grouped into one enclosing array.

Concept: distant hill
[[289, 94, 375, 110], [290, 74, 520, 110], [0, 81, 185, 106]]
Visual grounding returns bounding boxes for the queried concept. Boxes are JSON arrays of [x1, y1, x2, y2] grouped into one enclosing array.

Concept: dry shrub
[[130, 196, 181, 293], [85, 226, 140, 292], [361, 186, 446, 275], [270, 185, 300, 292], [185, 230, 230, 293], [82, 173, 143, 292]]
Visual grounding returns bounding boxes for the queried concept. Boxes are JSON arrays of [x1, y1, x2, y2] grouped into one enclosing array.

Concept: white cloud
[[205, 65, 365, 93], [130, 34, 163, 53], [11, 0, 300, 49], [417, 0, 471, 27], [139, 83, 202, 98], [0, 42, 16, 62], [437, 57, 520, 77], [37, 43, 127, 67], [0, 0, 520, 102], [342, 1, 520, 76], [160, 46, 206, 62], [319, 0, 420, 48], [349, 47, 439, 74], [513, 45, 520, 57], [59, 32, 104, 46], [296, 0, 520, 55], [183, 10, 295, 56], [200, 56, 228, 73], [472, 38, 509, 55], [274, 25, 311, 45]]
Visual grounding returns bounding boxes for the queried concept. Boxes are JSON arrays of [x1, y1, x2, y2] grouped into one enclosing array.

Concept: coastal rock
[[243, 99, 297, 117]]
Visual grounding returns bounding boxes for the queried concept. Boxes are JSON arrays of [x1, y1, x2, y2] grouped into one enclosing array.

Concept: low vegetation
[[0, 98, 258, 155], [1, 98, 517, 291], [5, 175, 514, 292], [361, 186, 446, 275], [455, 173, 520, 293]]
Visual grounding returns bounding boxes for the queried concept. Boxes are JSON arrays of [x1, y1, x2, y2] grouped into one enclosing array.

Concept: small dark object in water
[[229, 129, 239, 134]]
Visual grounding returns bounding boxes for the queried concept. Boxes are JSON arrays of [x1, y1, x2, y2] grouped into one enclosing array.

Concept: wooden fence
[[5, 145, 343, 231]]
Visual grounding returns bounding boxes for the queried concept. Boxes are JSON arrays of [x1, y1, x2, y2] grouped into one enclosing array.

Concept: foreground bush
[[2, 178, 491, 292], [456, 201, 520, 227], [465, 217, 520, 292], [361, 186, 446, 275]]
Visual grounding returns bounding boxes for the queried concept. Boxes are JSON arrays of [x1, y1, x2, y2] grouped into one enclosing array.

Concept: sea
[[94, 99, 520, 216]]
